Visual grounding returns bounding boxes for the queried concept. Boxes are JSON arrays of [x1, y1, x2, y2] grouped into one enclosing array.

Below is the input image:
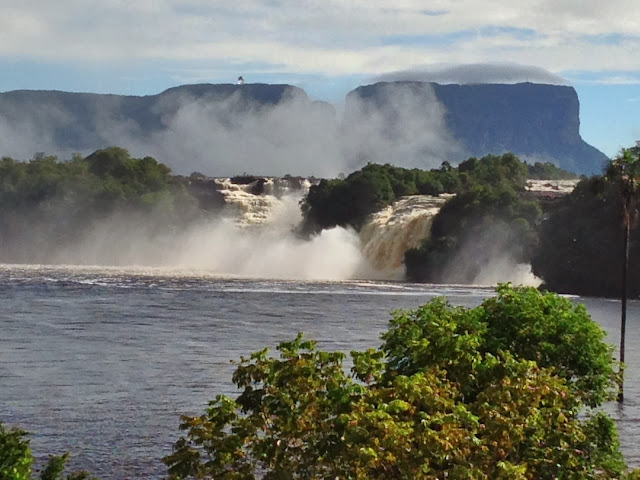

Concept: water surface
[[1, 264, 638, 478]]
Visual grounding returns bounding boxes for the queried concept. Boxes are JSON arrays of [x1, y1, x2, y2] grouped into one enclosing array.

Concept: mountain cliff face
[[0, 81, 607, 175], [0, 83, 308, 151], [0, 83, 345, 176], [345, 81, 608, 175]]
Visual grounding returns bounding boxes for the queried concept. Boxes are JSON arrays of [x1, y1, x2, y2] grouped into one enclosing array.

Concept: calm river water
[[1, 264, 639, 478]]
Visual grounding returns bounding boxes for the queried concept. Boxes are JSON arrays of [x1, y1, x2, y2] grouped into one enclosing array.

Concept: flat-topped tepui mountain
[[0, 83, 309, 150], [0, 83, 344, 176], [0, 81, 607, 175], [344, 81, 608, 175]]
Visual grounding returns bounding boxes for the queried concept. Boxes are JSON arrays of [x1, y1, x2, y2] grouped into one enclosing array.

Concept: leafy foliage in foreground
[[164, 285, 631, 479], [0, 423, 96, 480]]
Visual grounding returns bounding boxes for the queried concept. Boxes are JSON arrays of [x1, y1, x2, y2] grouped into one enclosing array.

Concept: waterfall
[[175, 178, 577, 282], [359, 195, 453, 278], [178, 178, 447, 280], [525, 179, 579, 194], [15, 170, 579, 283], [161, 177, 372, 280], [213, 177, 311, 227]]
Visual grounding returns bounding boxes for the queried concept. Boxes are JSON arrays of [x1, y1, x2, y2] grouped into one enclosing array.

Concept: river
[[1, 264, 639, 478]]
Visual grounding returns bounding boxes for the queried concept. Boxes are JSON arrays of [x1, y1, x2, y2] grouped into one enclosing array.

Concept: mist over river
[[2, 264, 640, 478]]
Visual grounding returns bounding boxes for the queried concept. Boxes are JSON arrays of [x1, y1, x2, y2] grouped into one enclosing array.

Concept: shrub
[[165, 285, 630, 479]]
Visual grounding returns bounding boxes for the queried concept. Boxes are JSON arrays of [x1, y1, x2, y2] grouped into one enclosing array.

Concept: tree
[[0, 147, 207, 262], [164, 285, 632, 479], [605, 143, 640, 400], [526, 161, 578, 180], [299, 153, 530, 237], [532, 142, 640, 299], [0, 423, 96, 480]]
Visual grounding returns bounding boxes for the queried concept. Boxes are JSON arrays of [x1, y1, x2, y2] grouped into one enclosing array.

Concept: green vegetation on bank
[[300, 162, 459, 233], [3, 286, 635, 479], [0, 147, 197, 218], [405, 185, 541, 283], [404, 154, 542, 283], [532, 144, 640, 297], [300, 153, 538, 235], [526, 160, 579, 180], [0, 147, 203, 262]]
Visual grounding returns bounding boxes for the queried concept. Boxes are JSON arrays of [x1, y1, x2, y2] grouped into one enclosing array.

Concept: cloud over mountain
[[0, 1, 639, 81], [373, 63, 569, 85]]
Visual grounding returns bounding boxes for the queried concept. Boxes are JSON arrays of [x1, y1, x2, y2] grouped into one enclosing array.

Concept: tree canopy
[[532, 144, 640, 297], [525, 161, 578, 180], [402, 154, 540, 284], [164, 285, 630, 480], [300, 153, 533, 235], [0, 148, 203, 263]]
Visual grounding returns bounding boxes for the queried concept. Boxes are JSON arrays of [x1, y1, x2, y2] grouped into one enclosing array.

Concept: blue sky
[[1, 0, 639, 159]]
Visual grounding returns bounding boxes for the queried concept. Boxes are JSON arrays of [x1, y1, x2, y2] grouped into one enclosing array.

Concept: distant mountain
[[0, 83, 345, 176], [0, 83, 307, 150], [0, 81, 608, 176], [344, 81, 608, 175]]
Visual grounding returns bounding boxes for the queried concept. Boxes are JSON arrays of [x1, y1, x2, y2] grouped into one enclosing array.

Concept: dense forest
[[532, 143, 640, 297], [300, 156, 572, 233], [0, 147, 209, 262]]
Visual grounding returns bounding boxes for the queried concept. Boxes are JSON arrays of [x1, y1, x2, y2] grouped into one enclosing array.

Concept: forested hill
[[344, 81, 608, 175]]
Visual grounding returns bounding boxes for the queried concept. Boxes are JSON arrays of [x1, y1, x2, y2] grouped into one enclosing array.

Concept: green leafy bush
[[300, 153, 530, 236], [164, 285, 630, 479], [0, 423, 95, 480]]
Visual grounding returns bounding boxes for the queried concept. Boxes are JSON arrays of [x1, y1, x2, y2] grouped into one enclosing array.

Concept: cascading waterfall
[[47, 176, 578, 283], [359, 195, 453, 279], [213, 177, 312, 226], [525, 179, 579, 194], [209, 181, 454, 280], [165, 177, 372, 280], [182, 179, 452, 280], [215, 179, 286, 226]]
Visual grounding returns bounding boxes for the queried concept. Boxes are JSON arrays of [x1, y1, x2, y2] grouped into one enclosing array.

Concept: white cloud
[[0, 0, 639, 78], [590, 76, 640, 85], [374, 63, 569, 85]]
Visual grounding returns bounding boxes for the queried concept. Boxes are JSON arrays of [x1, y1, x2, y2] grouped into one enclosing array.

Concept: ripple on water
[[1, 264, 639, 478]]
